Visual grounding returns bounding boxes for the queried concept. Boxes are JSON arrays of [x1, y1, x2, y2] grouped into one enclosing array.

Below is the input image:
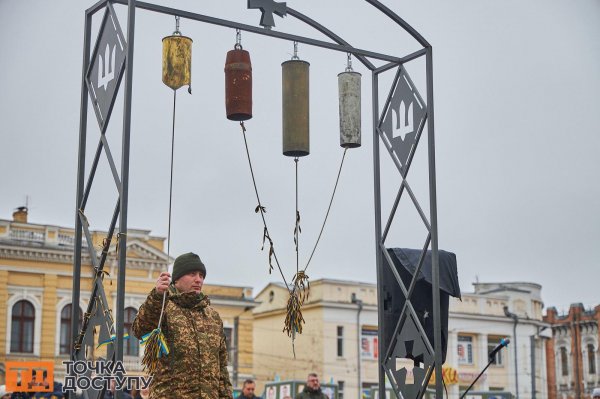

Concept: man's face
[[174, 271, 204, 293], [307, 375, 320, 391], [242, 382, 256, 398]]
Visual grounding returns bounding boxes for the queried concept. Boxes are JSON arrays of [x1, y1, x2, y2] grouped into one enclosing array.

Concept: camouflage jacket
[[132, 286, 233, 399], [296, 388, 329, 399]]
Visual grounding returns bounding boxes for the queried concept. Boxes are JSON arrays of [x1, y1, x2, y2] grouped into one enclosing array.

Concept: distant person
[[592, 388, 600, 399], [0, 385, 10, 399], [235, 380, 260, 399], [296, 373, 328, 399], [139, 387, 150, 399], [104, 379, 132, 399]]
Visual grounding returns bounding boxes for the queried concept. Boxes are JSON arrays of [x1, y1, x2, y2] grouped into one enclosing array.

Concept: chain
[[173, 16, 181, 36], [346, 52, 353, 72], [235, 29, 242, 50]]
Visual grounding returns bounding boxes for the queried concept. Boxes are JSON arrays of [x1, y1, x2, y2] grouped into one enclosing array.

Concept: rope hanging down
[[238, 121, 348, 355], [140, 87, 178, 374], [240, 121, 289, 287]]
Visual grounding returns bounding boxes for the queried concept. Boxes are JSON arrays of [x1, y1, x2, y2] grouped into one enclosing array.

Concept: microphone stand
[[460, 343, 508, 399]]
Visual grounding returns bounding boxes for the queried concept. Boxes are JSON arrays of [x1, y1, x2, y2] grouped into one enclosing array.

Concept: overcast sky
[[1, 0, 598, 313]]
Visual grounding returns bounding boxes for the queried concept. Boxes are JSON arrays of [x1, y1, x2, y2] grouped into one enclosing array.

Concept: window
[[11, 300, 35, 353], [124, 307, 139, 356], [457, 335, 473, 365], [337, 326, 344, 357], [60, 304, 82, 355], [488, 336, 504, 366], [588, 344, 596, 374], [560, 347, 569, 376], [338, 380, 344, 399], [224, 326, 235, 362]]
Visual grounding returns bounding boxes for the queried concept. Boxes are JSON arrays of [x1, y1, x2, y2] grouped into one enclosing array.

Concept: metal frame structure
[[71, 1, 443, 398]]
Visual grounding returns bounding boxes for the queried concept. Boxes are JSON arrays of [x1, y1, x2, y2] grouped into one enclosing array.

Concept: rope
[[303, 147, 347, 272], [157, 88, 178, 329], [236, 121, 348, 358], [294, 157, 300, 276], [239, 121, 290, 289], [139, 88, 178, 374]]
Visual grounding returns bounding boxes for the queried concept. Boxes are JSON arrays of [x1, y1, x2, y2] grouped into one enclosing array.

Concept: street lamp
[[351, 293, 364, 399], [504, 306, 519, 399]]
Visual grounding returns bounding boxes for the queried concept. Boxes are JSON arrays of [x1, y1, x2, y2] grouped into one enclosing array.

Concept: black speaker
[[381, 248, 460, 364]]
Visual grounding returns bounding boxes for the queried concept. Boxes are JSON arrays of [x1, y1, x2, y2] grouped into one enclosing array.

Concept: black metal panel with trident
[[85, 3, 127, 133], [378, 67, 426, 175]]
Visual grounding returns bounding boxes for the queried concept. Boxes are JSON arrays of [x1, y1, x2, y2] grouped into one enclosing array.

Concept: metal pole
[[234, 316, 240, 387], [371, 71, 385, 399], [531, 334, 536, 399], [503, 307, 520, 399], [70, 9, 92, 399], [352, 295, 364, 398], [357, 310, 361, 399], [514, 321, 519, 399], [425, 47, 443, 399], [573, 313, 581, 399], [116, 2, 136, 398]]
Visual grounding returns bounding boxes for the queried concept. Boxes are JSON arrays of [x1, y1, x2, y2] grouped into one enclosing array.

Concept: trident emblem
[[392, 100, 414, 140], [98, 44, 116, 91]]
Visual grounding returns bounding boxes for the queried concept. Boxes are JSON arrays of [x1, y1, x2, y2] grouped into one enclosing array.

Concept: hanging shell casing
[[225, 48, 253, 121], [282, 59, 310, 157], [162, 34, 192, 91], [338, 71, 362, 148]]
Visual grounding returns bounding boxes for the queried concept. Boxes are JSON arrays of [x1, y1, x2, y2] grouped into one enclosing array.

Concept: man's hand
[[156, 271, 171, 293]]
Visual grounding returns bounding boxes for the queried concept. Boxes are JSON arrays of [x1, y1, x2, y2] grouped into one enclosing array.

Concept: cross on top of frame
[[248, 0, 287, 29]]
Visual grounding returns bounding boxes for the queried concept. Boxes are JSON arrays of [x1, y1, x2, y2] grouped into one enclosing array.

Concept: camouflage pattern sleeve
[[219, 325, 233, 398], [132, 288, 167, 339]]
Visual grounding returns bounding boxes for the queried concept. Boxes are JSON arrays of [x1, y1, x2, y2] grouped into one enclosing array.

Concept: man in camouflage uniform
[[296, 373, 328, 399], [132, 252, 233, 399]]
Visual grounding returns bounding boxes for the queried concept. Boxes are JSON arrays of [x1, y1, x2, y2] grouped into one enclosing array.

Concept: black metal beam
[[111, 0, 406, 64]]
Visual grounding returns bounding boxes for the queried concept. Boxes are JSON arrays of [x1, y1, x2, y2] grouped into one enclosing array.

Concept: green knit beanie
[[172, 252, 206, 282]]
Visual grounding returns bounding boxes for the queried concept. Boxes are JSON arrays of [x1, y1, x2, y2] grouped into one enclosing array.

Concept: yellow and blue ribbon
[[96, 333, 130, 349], [140, 328, 170, 357]]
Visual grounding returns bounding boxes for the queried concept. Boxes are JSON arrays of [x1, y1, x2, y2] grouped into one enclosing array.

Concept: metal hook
[[345, 53, 353, 72], [173, 16, 181, 35], [235, 29, 242, 50], [292, 41, 299, 60]]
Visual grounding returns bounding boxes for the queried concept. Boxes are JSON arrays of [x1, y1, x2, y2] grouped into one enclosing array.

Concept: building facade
[[544, 304, 600, 399], [0, 208, 256, 388], [253, 279, 379, 399], [253, 279, 550, 399], [447, 282, 550, 399]]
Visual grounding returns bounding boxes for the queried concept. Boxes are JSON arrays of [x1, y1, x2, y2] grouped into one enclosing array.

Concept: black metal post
[[371, 71, 385, 399], [233, 316, 240, 387], [115, 1, 136, 398], [70, 8, 92, 399], [425, 47, 443, 399]]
